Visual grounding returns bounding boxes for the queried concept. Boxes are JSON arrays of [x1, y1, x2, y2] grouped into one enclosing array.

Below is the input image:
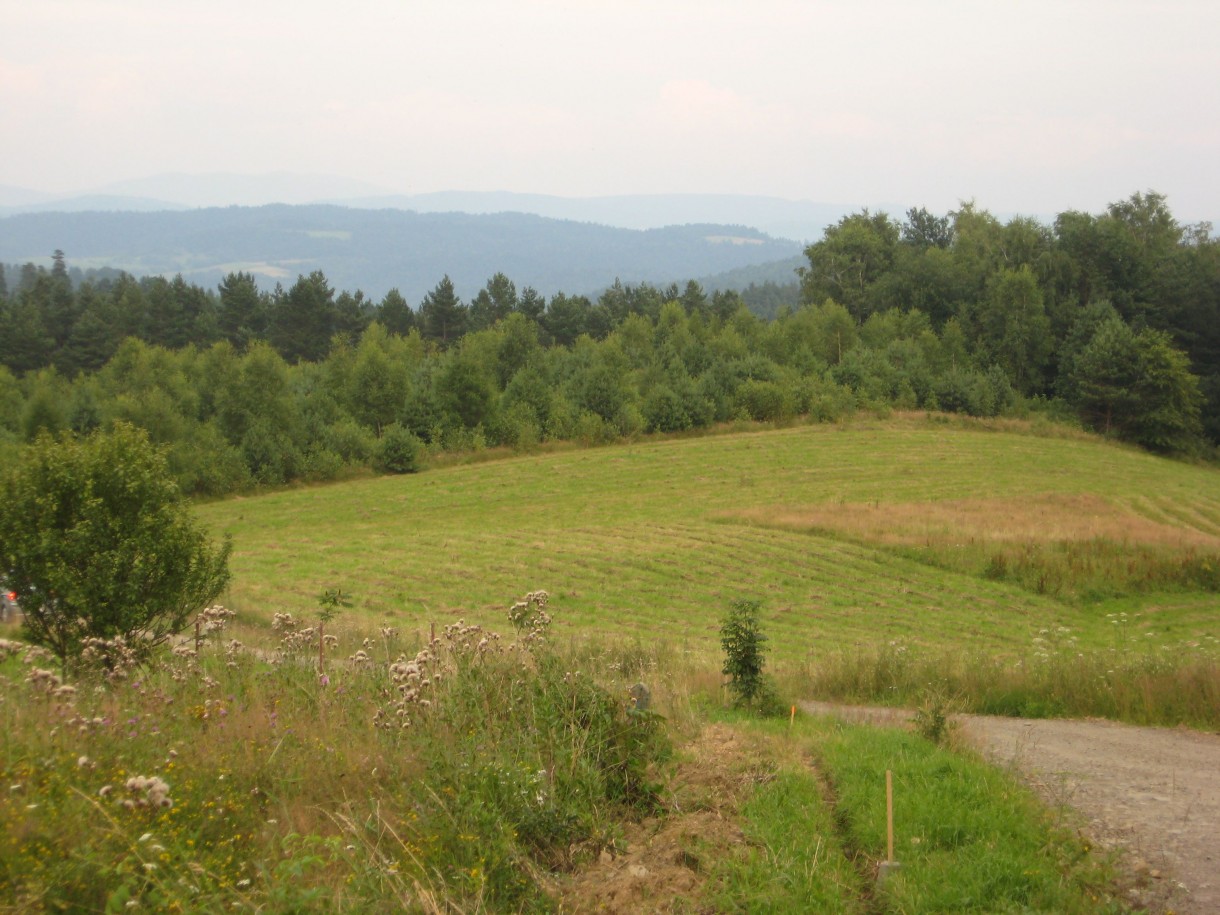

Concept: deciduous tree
[[0, 423, 231, 668]]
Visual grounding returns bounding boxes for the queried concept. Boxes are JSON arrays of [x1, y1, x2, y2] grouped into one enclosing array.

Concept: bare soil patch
[[729, 492, 1220, 549], [553, 723, 769, 913], [802, 700, 1220, 915]]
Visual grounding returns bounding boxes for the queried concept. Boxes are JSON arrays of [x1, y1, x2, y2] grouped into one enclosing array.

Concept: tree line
[[0, 191, 1214, 497]]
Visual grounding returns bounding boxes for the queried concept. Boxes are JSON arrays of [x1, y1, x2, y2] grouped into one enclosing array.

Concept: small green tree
[[374, 423, 423, 473], [0, 423, 231, 669], [720, 598, 768, 707], [1070, 317, 1204, 453]]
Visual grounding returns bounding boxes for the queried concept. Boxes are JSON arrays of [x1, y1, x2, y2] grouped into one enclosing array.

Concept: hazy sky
[[4, 0, 1218, 219]]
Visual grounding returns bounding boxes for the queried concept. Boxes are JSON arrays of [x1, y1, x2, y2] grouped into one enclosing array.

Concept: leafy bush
[[720, 598, 774, 710], [736, 379, 793, 422], [373, 423, 423, 473], [0, 423, 231, 668], [642, 384, 692, 433]]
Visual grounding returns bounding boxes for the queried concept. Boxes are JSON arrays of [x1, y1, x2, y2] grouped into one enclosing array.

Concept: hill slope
[[0, 204, 803, 300], [197, 417, 1220, 658]]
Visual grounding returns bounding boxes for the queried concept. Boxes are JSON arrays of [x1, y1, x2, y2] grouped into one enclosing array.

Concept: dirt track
[[801, 701, 1220, 914]]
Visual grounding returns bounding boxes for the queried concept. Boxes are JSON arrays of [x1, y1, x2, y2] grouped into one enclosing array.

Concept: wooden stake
[[318, 620, 325, 675], [194, 620, 201, 655], [789, 704, 796, 729], [886, 769, 894, 863]]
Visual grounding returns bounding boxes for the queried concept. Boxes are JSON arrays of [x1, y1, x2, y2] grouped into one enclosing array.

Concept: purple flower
[[319, 674, 331, 687]]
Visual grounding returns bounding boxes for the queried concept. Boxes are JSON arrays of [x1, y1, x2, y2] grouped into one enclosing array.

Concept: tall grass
[[0, 600, 671, 912], [796, 628, 1220, 727], [811, 720, 1127, 913], [702, 718, 864, 913]]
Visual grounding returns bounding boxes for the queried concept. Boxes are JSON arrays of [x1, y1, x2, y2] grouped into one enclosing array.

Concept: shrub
[[0, 423, 231, 669], [736, 379, 793, 422], [642, 384, 692, 433], [373, 423, 423, 474], [720, 598, 770, 708]]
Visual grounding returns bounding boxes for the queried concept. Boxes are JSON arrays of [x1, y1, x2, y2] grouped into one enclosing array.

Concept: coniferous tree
[[377, 288, 416, 336], [217, 272, 267, 349], [420, 275, 467, 346]]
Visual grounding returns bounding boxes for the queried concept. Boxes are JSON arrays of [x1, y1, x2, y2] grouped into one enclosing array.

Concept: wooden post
[[194, 620, 201, 655], [789, 704, 796, 730], [886, 769, 894, 863], [318, 620, 325, 675]]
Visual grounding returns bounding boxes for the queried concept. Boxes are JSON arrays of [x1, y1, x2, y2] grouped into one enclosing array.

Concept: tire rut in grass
[[553, 723, 752, 913], [803, 748, 884, 915]]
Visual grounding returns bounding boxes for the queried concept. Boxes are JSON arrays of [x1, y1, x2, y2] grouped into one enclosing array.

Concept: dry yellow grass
[[727, 492, 1220, 551]]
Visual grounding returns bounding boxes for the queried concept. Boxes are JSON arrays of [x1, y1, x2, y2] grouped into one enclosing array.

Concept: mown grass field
[[8, 414, 1215, 911], [198, 414, 1220, 663]]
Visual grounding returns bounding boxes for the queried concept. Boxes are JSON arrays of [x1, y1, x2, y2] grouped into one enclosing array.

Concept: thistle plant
[[317, 588, 351, 681], [507, 590, 552, 646]]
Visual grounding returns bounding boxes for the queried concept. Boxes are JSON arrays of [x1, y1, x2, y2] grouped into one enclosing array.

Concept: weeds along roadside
[[788, 624, 1220, 728], [0, 594, 679, 913], [1, 610, 1144, 914], [797, 714, 1130, 914], [686, 708, 1129, 914]]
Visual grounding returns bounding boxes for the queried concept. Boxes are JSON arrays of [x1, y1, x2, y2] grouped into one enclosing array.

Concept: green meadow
[[200, 414, 1220, 662], [6, 415, 1215, 911]]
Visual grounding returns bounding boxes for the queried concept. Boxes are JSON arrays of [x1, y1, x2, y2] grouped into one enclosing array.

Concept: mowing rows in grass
[[198, 421, 1220, 665]]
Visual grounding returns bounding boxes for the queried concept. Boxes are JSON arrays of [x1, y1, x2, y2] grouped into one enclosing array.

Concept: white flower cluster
[[26, 667, 76, 699], [373, 592, 551, 728], [443, 618, 501, 656], [507, 590, 552, 645], [104, 775, 173, 810], [66, 713, 108, 734], [79, 636, 140, 681], [197, 604, 235, 633], [376, 644, 439, 729], [272, 612, 337, 658], [0, 638, 25, 660]]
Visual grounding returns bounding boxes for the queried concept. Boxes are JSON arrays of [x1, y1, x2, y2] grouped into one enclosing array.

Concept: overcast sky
[[3, 0, 1218, 220]]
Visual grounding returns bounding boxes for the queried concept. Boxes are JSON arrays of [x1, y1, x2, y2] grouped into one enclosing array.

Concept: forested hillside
[[0, 191, 1215, 497], [0, 205, 801, 301]]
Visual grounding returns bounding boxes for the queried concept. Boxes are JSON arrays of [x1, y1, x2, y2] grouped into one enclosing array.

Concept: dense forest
[[0, 191, 1215, 497]]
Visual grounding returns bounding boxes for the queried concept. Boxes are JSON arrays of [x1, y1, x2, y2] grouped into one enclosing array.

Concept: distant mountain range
[[0, 204, 806, 302], [0, 173, 859, 241]]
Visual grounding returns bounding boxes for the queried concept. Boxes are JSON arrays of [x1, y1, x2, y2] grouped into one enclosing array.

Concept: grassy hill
[[5, 414, 1211, 911], [198, 414, 1220, 663]]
